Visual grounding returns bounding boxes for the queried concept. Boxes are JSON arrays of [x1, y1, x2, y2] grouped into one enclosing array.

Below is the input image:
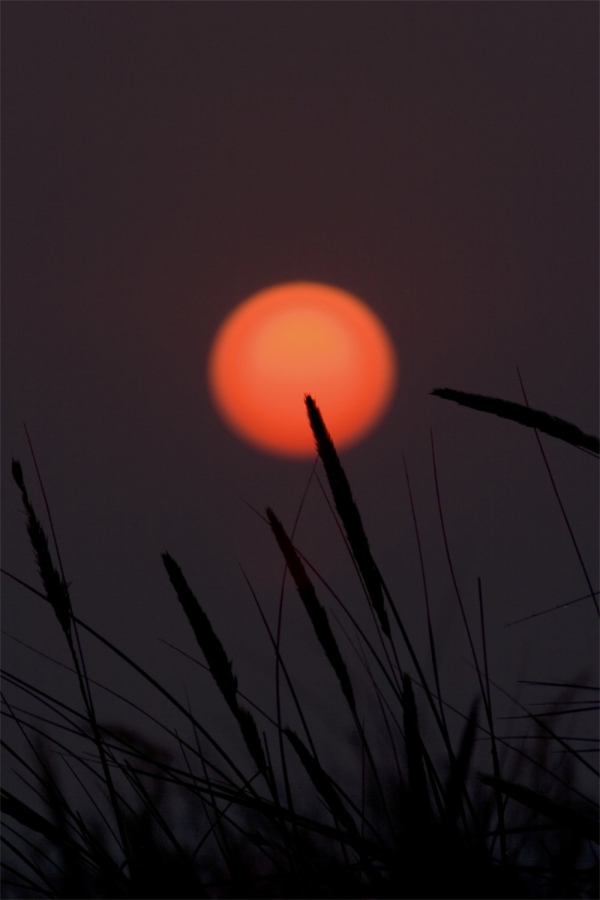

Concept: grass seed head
[[304, 395, 391, 638], [431, 388, 600, 454], [162, 552, 238, 711], [267, 507, 356, 713], [162, 553, 270, 781], [12, 459, 72, 636]]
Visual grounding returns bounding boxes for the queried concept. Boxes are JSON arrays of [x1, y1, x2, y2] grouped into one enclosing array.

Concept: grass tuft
[[2, 388, 597, 898]]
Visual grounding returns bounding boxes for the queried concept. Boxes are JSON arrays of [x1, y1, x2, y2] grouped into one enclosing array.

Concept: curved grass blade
[[267, 508, 397, 837], [283, 728, 358, 841], [431, 388, 600, 455], [480, 775, 599, 843], [10, 463, 134, 874]]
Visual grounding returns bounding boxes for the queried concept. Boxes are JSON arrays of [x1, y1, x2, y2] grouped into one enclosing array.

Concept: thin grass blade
[[283, 727, 359, 842], [442, 700, 478, 829], [402, 674, 431, 833]]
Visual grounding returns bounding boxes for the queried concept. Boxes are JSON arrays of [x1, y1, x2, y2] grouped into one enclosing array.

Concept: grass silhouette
[[1, 390, 598, 898]]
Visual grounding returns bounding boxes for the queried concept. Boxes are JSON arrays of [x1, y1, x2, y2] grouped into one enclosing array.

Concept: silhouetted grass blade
[[304, 395, 391, 638], [431, 388, 600, 454], [1, 788, 63, 844], [3, 388, 597, 899], [11, 459, 72, 637], [402, 674, 431, 834], [162, 552, 238, 712], [480, 775, 599, 843], [442, 701, 478, 830], [162, 552, 268, 777], [267, 508, 357, 715], [11, 461, 133, 875], [283, 727, 359, 842]]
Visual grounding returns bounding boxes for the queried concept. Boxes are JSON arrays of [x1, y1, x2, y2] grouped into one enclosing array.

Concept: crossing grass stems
[[1, 389, 598, 898]]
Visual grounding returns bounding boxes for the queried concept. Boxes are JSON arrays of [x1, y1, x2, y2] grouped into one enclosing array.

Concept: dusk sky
[[2, 2, 598, 805]]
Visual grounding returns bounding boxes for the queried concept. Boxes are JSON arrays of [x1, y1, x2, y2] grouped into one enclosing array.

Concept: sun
[[207, 281, 398, 458]]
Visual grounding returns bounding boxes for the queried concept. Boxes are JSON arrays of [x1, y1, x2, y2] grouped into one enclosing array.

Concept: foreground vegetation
[[2, 388, 598, 898]]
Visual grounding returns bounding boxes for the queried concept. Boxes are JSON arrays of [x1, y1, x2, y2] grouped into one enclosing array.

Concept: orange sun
[[207, 282, 398, 458]]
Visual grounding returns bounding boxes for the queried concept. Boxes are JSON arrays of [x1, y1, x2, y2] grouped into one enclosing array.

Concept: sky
[[2, 2, 598, 821]]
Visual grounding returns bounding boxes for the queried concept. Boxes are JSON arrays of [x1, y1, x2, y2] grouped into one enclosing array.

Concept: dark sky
[[2, 3, 598, 799]]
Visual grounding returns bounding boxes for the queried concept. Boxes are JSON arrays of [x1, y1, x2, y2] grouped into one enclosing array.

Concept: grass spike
[[11, 460, 72, 637], [267, 508, 356, 714], [162, 552, 269, 782], [304, 394, 391, 638], [431, 387, 600, 454], [162, 552, 238, 713]]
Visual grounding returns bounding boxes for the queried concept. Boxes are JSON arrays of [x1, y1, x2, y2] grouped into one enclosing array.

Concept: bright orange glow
[[207, 282, 398, 458]]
